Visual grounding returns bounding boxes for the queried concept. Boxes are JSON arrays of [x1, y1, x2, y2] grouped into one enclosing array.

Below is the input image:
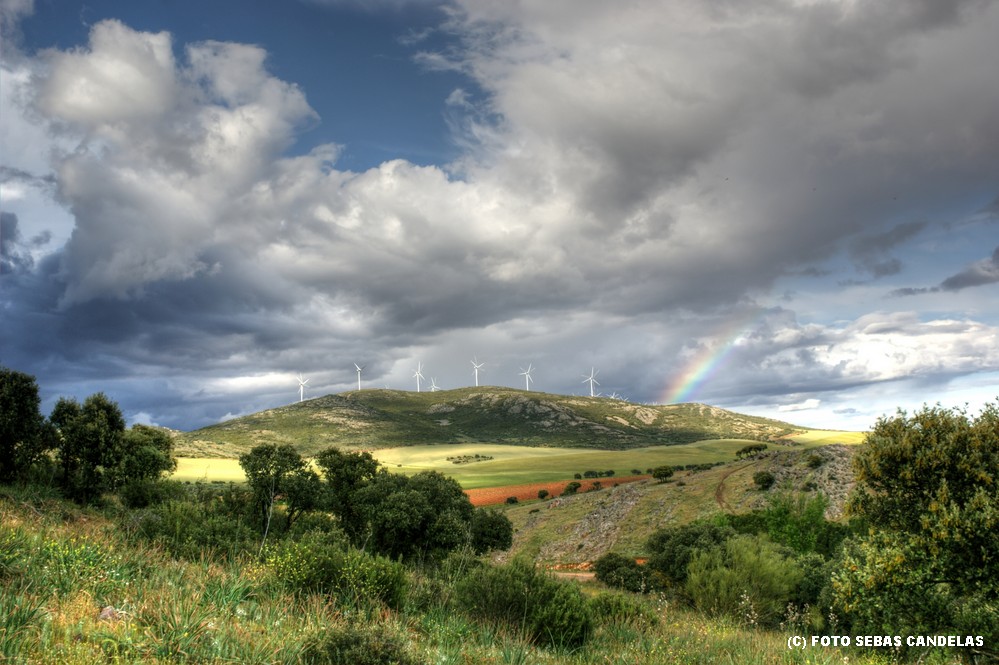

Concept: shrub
[[537, 489, 549, 500], [589, 591, 658, 627], [562, 481, 581, 496], [646, 522, 735, 591], [686, 534, 803, 627], [652, 466, 674, 483], [806, 454, 823, 469], [132, 498, 257, 560], [593, 553, 650, 593], [264, 536, 407, 610], [302, 624, 424, 665], [470, 508, 513, 554], [456, 558, 592, 648], [753, 471, 775, 490], [505, 496, 518, 504]]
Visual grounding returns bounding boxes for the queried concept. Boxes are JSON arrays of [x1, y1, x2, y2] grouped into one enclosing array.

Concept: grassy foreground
[[0, 489, 903, 665]]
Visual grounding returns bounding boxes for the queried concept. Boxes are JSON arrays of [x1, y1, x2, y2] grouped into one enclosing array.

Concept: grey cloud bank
[[2, 0, 998, 431]]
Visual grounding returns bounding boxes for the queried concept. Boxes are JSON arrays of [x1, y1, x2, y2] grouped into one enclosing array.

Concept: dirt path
[[714, 460, 757, 511]]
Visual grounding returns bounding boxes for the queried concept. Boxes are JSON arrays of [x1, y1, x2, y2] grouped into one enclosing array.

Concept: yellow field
[[785, 429, 866, 446], [172, 457, 246, 483]]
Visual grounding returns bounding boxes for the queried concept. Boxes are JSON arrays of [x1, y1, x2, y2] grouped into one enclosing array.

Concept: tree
[[833, 403, 999, 658], [0, 367, 50, 483], [562, 481, 581, 495], [108, 424, 177, 490], [470, 508, 513, 554], [50, 393, 126, 503], [752, 471, 775, 490], [537, 488, 549, 500], [314, 447, 379, 541], [652, 465, 674, 483], [239, 444, 318, 537]]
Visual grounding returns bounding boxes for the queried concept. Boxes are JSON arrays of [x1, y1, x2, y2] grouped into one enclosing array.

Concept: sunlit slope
[[175, 387, 804, 457]]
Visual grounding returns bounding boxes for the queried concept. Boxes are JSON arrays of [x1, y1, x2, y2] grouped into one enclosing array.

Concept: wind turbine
[[354, 363, 365, 391], [430, 377, 440, 392], [471, 358, 484, 387], [583, 368, 600, 397], [519, 364, 534, 391], [297, 374, 309, 402], [413, 362, 425, 392]]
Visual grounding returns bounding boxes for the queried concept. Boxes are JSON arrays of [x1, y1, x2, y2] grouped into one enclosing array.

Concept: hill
[[495, 444, 859, 567], [175, 387, 803, 457]]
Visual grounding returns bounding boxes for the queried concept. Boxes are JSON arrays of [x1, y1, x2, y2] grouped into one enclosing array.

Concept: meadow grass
[[1, 487, 961, 665]]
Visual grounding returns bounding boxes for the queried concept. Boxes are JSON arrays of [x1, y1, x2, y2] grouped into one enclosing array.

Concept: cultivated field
[[171, 430, 865, 488]]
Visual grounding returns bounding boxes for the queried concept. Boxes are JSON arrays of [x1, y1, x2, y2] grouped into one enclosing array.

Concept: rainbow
[[660, 310, 762, 404]]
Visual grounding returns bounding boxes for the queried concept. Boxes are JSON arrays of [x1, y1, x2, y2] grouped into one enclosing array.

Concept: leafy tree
[[652, 465, 674, 483], [107, 424, 177, 490], [562, 481, 581, 495], [0, 367, 51, 483], [239, 444, 318, 537], [593, 552, 650, 593], [470, 508, 513, 554], [50, 393, 126, 503], [736, 443, 768, 459], [354, 469, 475, 561], [537, 488, 549, 500], [314, 447, 379, 541], [833, 403, 999, 656]]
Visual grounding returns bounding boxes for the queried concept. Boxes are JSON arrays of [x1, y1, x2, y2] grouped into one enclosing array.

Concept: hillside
[[495, 444, 858, 567], [175, 387, 803, 457]]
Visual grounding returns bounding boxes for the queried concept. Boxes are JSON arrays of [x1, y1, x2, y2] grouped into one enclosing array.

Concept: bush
[[302, 624, 424, 665], [593, 553, 650, 593], [753, 471, 775, 490], [470, 508, 513, 554], [646, 522, 735, 591], [456, 558, 592, 648], [686, 534, 803, 627], [537, 489, 549, 500], [589, 591, 658, 627], [264, 536, 407, 610], [132, 498, 257, 560], [505, 496, 518, 504], [562, 481, 581, 496]]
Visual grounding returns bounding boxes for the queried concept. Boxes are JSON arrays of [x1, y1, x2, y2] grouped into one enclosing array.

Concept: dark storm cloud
[[4, 1, 999, 429]]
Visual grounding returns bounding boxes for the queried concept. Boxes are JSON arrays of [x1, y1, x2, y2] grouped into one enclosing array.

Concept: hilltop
[[175, 387, 803, 457]]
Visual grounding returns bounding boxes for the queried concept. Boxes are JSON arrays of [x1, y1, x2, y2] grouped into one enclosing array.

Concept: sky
[[2, 0, 998, 433]]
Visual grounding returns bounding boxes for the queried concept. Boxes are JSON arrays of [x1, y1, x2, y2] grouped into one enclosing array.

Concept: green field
[[172, 434, 848, 489]]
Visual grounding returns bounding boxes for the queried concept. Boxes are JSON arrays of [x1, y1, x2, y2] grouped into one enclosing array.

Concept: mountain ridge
[[175, 387, 804, 458]]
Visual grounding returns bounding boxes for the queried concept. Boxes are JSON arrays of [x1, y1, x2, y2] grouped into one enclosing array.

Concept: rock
[[98, 606, 120, 622]]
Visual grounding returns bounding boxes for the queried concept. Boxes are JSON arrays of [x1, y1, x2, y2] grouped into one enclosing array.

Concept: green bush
[[686, 534, 803, 627], [264, 535, 407, 610], [456, 558, 592, 648], [593, 552, 650, 593], [589, 591, 658, 627], [132, 498, 257, 560], [753, 471, 775, 490], [302, 624, 424, 665], [646, 522, 735, 591]]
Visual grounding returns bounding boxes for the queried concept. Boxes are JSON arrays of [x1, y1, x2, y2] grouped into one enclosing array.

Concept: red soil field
[[464, 474, 651, 507]]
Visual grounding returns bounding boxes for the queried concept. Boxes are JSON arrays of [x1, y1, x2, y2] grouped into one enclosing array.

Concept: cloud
[[891, 246, 999, 296], [3, 3, 999, 429]]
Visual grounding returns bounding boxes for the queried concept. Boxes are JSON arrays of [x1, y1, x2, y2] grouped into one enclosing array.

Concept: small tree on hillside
[[652, 466, 674, 483]]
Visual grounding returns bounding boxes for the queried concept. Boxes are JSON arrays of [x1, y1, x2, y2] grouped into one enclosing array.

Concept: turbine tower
[[297, 374, 309, 402], [519, 364, 534, 391], [583, 367, 600, 397], [354, 363, 365, 391], [471, 358, 484, 387], [413, 362, 425, 392], [430, 377, 440, 392]]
